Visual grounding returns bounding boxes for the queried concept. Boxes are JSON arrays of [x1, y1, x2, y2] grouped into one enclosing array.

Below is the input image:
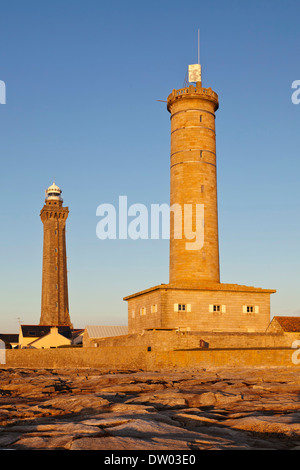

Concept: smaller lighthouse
[[40, 182, 71, 327]]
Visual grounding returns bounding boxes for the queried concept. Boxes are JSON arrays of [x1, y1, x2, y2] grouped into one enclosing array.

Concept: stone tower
[[124, 63, 276, 334], [40, 182, 71, 326], [167, 81, 220, 285]]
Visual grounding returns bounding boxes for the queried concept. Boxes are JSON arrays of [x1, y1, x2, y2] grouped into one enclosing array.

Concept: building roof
[[273, 316, 300, 332], [0, 334, 19, 344], [86, 325, 128, 339], [123, 282, 277, 300], [20, 325, 72, 340], [72, 329, 85, 338], [47, 181, 61, 193]]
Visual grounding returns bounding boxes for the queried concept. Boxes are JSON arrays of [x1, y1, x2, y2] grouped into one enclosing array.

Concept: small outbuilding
[[83, 325, 128, 347], [19, 325, 73, 349], [266, 316, 300, 335]]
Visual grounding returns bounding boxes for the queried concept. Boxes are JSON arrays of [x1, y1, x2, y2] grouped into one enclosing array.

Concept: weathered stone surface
[[12, 435, 73, 450], [0, 366, 298, 450], [223, 414, 300, 438], [125, 389, 187, 409], [2, 422, 104, 436], [0, 433, 21, 447], [32, 394, 109, 414], [185, 391, 217, 407], [70, 436, 191, 450], [104, 417, 205, 442]]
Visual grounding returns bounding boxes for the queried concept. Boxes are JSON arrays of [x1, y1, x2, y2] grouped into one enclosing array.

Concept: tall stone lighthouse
[[168, 79, 219, 285], [40, 182, 72, 327], [124, 63, 276, 334]]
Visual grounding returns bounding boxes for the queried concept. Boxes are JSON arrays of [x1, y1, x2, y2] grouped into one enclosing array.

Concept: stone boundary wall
[[83, 329, 300, 350], [4, 345, 299, 370], [5, 347, 147, 370], [155, 348, 298, 369]]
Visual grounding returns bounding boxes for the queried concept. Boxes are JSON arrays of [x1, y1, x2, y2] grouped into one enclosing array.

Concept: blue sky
[[0, 0, 299, 332]]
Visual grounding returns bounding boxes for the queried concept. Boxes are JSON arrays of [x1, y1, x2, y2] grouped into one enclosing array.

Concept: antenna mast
[[187, 29, 202, 84], [198, 28, 200, 65]]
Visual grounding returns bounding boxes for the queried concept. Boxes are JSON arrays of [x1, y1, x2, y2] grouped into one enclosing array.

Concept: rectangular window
[[151, 304, 157, 313], [131, 310, 135, 319], [200, 115, 203, 122], [174, 304, 190, 312], [209, 304, 222, 312], [243, 305, 259, 313], [140, 307, 146, 316]]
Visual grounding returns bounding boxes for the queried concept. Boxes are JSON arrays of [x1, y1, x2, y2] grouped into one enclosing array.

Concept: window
[[200, 150, 203, 158], [200, 115, 203, 122], [151, 304, 157, 313], [140, 307, 146, 316], [209, 305, 226, 313], [131, 310, 135, 319], [243, 305, 259, 314], [174, 304, 191, 312]]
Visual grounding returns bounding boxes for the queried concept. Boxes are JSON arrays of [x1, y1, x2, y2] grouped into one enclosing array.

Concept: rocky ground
[[0, 366, 299, 450]]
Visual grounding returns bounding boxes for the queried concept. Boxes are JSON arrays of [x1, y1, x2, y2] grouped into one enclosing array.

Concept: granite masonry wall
[[127, 287, 274, 334], [4, 344, 299, 370], [83, 329, 299, 350]]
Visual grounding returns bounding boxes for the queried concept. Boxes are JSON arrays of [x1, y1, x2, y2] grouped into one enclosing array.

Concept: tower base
[[124, 282, 276, 334]]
